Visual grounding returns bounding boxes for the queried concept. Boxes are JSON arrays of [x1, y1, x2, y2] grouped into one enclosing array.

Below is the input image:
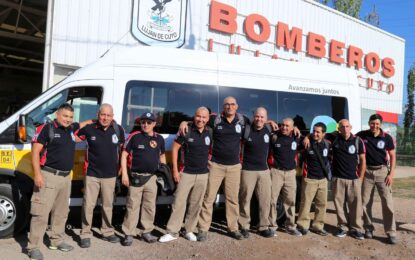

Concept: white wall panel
[[49, 0, 405, 114]]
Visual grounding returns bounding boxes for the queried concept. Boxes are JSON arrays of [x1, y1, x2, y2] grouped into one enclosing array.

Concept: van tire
[[0, 183, 30, 238]]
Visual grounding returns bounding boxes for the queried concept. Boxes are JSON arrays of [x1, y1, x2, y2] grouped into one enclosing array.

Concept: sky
[[359, 0, 415, 121]]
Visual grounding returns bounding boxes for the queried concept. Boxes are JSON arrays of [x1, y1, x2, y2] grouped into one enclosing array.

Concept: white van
[[0, 46, 361, 238]]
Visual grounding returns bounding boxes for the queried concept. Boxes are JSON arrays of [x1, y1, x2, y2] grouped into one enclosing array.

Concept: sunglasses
[[140, 120, 154, 125]]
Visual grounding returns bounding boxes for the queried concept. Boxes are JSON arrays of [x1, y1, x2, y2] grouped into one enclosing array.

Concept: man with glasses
[[179, 96, 249, 241], [120, 112, 166, 246]]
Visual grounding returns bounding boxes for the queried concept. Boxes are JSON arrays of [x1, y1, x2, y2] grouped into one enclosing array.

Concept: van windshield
[[122, 81, 348, 134]]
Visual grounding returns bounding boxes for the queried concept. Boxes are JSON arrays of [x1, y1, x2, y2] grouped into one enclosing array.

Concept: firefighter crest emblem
[[131, 0, 188, 47]]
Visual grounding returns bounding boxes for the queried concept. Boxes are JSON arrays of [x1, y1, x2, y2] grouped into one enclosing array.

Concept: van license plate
[[1, 151, 12, 164]]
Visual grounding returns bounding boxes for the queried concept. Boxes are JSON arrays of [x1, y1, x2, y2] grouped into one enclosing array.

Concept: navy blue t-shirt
[[209, 113, 248, 165], [124, 131, 165, 174], [271, 133, 302, 171], [32, 120, 80, 172], [76, 122, 125, 178], [175, 126, 211, 174], [242, 125, 271, 171], [302, 139, 330, 180], [326, 133, 365, 180], [356, 129, 394, 166]]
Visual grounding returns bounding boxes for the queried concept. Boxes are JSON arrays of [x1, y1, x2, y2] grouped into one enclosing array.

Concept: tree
[[364, 5, 380, 27], [315, 0, 363, 18], [403, 66, 415, 129], [314, 0, 330, 4]]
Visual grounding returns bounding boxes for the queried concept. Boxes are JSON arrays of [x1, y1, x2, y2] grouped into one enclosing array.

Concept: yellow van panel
[[11, 148, 87, 181]]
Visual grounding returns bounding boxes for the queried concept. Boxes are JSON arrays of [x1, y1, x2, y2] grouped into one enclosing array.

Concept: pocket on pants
[[30, 183, 54, 216], [30, 200, 47, 216]]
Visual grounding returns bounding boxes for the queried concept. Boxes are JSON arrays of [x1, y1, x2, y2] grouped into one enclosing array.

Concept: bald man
[[76, 103, 125, 248], [327, 119, 366, 240], [238, 107, 274, 238], [160, 107, 212, 243], [269, 118, 303, 236], [179, 96, 250, 241]]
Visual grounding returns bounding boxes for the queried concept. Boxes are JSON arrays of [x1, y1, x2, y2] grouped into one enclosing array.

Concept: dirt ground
[[1, 193, 414, 260]]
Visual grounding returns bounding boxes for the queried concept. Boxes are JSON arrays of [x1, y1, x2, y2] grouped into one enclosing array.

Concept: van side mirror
[[18, 114, 27, 143]]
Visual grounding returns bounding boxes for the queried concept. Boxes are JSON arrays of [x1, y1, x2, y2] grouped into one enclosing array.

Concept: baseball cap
[[140, 112, 156, 121]]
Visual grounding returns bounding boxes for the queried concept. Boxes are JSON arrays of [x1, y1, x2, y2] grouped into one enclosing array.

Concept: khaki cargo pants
[[198, 162, 241, 232], [297, 178, 328, 231], [27, 170, 71, 251], [332, 177, 363, 232], [122, 174, 157, 236], [166, 172, 208, 235], [269, 168, 297, 230], [362, 165, 396, 236], [239, 170, 271, 231], [80, 176, 116, 239]]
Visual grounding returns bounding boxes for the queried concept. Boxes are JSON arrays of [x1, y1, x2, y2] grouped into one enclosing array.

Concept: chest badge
[[188, 138, 194, 143], [217, 126, 223, 130], [70, 132, 75, 142], [91, 136, 96, 141], [205, 136, 211, 146], [149, 140, 158, 148], [264, 134, 269, 143], [291, 141, 297, 150], [112, 134, 118, 144], [348, 145, 356, 154], [377, 140, 385, 149], [138, 144, 145, 149], [323, 148, 328, 157], [235, 124, 241, 133]]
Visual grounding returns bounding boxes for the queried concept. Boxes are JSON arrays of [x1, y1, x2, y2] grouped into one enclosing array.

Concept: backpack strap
[[271, 132, 278, 145], [311, 141, 330, 180], [264, 123, 272, 133], [355, 136, 361, 164], [236, 113, 245, 126], [243, 124, 251, 141], [184, 122, 193, 140], [48, 122, 55, 145], [112, 122, 121, 143], [207, 126, 213, 141], [213, 114, 222, 128]]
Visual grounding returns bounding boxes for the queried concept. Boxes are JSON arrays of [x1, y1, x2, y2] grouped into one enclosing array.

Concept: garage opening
[[0, 0, 47, 120]]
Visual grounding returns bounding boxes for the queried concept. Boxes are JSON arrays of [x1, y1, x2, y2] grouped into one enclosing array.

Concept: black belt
[[273, 166, 295, 171], [42, 166, 71, 177], [131, 172, 153, 176], [367, 165, 384, 170]]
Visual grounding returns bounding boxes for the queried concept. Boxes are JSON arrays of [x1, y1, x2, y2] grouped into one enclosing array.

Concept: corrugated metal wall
[[48, 0, 405, 114]]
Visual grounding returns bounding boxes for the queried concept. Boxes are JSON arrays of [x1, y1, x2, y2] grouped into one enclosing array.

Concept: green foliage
[[403, 66, 415, 129], [396, 126, 415, 166], [333, 0, 363, 18], [315, 0, 363, 18], [315, 0, 330, 4]]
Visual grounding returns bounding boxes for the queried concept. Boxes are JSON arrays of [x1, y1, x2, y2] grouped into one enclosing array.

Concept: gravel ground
[[1, 196, 414, 260]]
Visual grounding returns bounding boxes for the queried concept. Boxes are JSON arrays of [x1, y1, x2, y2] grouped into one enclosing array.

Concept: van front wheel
[[0, 183, 30, 238]]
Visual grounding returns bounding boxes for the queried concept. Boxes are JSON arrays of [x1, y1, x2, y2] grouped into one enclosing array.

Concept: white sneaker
[[159, 234, 177, 243], [184, 232, 197, 241]]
